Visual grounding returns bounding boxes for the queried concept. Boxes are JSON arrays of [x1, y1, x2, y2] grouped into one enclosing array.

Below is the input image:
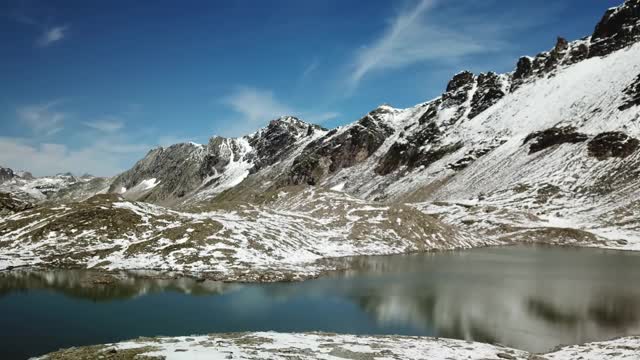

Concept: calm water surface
[[2, 245, 640, 359]]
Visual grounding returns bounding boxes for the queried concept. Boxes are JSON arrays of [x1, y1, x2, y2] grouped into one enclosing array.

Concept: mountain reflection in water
[[332, 246, 640, 352], [1, 246, 639, 359]]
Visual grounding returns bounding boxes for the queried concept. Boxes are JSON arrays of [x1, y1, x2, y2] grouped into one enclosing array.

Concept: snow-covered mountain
[[108, 116, 327, 205], [0, 166, 110, 204], [110, 0, 640, 206], [1, 0, 640, 278]]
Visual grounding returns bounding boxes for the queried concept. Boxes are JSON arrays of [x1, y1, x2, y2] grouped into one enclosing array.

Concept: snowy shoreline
[[34, 332, 640, 360], [2, 241, 634, 284]]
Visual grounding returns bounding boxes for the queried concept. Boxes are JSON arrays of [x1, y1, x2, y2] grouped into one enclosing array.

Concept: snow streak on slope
[[195, 137, 254, 199]]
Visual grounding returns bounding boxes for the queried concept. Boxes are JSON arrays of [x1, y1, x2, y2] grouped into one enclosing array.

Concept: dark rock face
[[468, 72, 506, 119], [376, 142, 462, 176], [447, 140, 507, 171], [0, 167, 15, 184], [567, 41, 590, 63], [619, 74, 640, 110], [199, 137, 245, 179], [511, 57, 533, 91], [288, 110, 394, 185], [418, 102, 440, 125], [523, 127, 589, 154], [441, 71, 476, 124], [588, 132, 640, 160], [110, 143, 206, 202], [0, 192, 33, 215], [443, 72, 475, 108], [508, 0, 640, 91], [590, 0, 640, 57], [544, 37, 570, 72], [248, 117, 325, 173], [511, 37, 590, 91], [376, 122, 462, 175], [446, 71, 475, 93]]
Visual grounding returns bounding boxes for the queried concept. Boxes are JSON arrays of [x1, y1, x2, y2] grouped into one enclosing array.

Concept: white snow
[[34, 332, 640, 360], [132, 178, 160, 192]]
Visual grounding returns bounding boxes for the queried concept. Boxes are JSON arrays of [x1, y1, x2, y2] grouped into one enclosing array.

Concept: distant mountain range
[[1, 0, 639, 281]]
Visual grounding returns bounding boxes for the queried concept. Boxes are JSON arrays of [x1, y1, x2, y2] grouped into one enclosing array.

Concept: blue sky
[[0, 0, 620, 176]]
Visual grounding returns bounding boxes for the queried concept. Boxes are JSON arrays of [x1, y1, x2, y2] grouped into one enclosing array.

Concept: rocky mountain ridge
[[0, 166, 108, 204], [87, 1, 640, 209]]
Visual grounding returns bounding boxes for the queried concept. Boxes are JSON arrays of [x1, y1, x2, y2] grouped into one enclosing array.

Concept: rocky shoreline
[[33, 332, 640, 360], [1, 239, 627, 284]]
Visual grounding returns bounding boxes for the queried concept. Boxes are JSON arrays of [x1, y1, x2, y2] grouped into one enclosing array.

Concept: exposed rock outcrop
[[109, 142, 207, 203], [619, 74, 640, 110], [0, 192, 33, 216], [588, 131, 640, 160], [468, 72, 507, 119], [288, 109, 394, 185], [523, 127, 589, 154], [441, 71, 475, 124], [590, 0, 640, 57], [0, 167, 15, 184], [248, 117, 325, 173], [510, 37, 590, 91], [376, 122, 458, 175]]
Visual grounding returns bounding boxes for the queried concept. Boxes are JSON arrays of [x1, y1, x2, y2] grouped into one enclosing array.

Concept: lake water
[[2, 245, 640, 359]]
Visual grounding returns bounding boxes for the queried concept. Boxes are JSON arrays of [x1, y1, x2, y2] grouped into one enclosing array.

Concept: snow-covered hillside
[[0, 190, 481, 281], [34, 332, 640, 360], [0, 167, 110, 203]]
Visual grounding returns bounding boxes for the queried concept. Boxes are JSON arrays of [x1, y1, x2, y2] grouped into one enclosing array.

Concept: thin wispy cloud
[[10, 10, 69, 47], [223, 86, 294, 124], [219, 86, 338, 136], [37, 25, 69, 47], [17, 101, 67, 136], [301, 58, 320, 81], [347, 0, 506, 90], [82, 117, 125, 133], [2, 108, 159, 176], [0, 137, 149, 177], [6, 99, 167, 176]]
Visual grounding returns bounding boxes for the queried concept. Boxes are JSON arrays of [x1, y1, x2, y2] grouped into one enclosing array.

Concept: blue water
[[2, 245, 640, 359]]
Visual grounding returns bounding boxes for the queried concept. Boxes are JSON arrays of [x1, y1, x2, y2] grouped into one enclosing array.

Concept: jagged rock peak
[[590, 0, 640, 57], [0, 166, 15, 183], [251, 116, 327, 140], [554, 37, 569, 52], [144, 141, 204, 158], [512, 56, 533, 84], [446, 71, 475, 92], [508, 0, 640, 91], [468, 72, 509, 119], [271, 115, 306, 125], [510, 36, 590, 91]]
